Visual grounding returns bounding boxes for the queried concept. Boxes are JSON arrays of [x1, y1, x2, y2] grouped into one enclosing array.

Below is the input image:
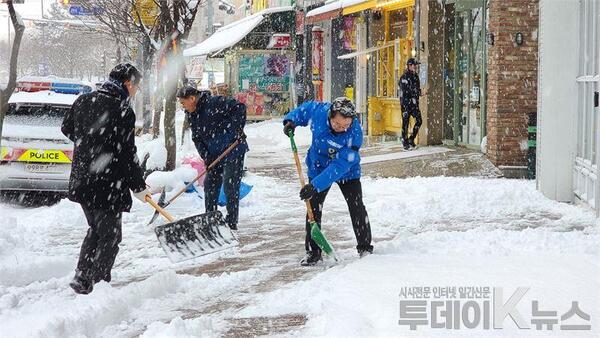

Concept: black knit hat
[[176, 85, 201, 98], [109, 63, 142, 85], [407, 58, 421, 66]]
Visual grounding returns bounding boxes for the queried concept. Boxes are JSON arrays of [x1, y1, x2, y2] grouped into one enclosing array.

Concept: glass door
[[573, 0, 600, 212], [443, 0, 488, 147]]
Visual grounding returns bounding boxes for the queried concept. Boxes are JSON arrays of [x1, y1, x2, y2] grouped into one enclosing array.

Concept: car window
[[6, 104, 70, 127]]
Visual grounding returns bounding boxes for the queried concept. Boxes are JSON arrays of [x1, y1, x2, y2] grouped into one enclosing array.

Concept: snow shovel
[[147, 136, 245, 226], [288, 132, 337, 260], [146, 196, 238, 263]]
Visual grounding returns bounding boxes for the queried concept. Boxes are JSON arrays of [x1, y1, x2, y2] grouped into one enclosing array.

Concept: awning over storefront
[[183, 6, 293, 57], [337, 42, 394, 59], [306, 0, 375, 24], [343, 0, 377, 15], [376, 0, 414, 11]]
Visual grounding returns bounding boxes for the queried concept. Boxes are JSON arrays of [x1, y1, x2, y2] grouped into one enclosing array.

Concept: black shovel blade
[[147, 188, 167, 226], [154, 210, 238, 263]]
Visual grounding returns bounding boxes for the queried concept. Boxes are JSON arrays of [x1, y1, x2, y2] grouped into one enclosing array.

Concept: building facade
[[537, 0, 600, 216], [420, 0, 538, 177]]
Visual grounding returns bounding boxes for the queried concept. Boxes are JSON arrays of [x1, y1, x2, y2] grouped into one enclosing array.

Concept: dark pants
[[204, 152, 245, 227], [305, 178, 373, 254], [402, 107, 422, 143], [76, 206, 122, 283]]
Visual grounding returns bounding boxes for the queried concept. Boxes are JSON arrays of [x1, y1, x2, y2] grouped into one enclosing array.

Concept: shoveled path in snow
[[145, 173, 383, 337]]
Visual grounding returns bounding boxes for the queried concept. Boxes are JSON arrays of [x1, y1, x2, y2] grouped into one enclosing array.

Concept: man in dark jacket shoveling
[[62, 63, 150, 294], [176, 86, 248, 230]]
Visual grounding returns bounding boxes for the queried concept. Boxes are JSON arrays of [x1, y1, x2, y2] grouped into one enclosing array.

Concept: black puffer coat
[[61, 80, 146, 212]]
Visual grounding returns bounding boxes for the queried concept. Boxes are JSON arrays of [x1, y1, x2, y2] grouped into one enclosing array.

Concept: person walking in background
[[399, 58, 423, 150]]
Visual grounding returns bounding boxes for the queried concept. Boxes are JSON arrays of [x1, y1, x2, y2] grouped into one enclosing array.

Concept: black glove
[[283, 120, 296, 136], [299, 183, 316, 200]]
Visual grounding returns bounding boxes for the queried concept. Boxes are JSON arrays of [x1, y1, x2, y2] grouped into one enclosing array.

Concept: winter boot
[[358, 246, 373, 258], [94, 271, 112, 284], [225, 215, 238, 231], [69, 271, 93, 295], [300, 251, 323, 266]]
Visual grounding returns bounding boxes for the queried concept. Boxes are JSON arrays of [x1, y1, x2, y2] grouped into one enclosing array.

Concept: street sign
[[69, 5, 103, 16], [267, 34, 291, 49], [133, 0, 159, 27]]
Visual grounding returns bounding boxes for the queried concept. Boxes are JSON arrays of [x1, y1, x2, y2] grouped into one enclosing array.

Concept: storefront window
[[235, 53, 292, 116], [388, 10, 408, 41]]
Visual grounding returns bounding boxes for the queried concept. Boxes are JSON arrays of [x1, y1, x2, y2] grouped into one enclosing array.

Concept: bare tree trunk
[[142, 37, 154, 134], [163, 35, 180, 171], [152, 67, 163, 139], [164, 72, 177, 170], [0, 1, 26, 149]]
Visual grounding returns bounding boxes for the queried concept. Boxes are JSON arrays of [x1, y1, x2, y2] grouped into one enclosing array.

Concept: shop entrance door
[[573, 0, 600, 213], [443, 0, 488, 147]]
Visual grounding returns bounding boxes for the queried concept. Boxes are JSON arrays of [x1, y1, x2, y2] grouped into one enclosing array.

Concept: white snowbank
[[0, 269, 265, 337], [145, 166, 198, 193], [245, 118, 311, 152], [141, 316, 225, 338], [137, 135, 168, 170]]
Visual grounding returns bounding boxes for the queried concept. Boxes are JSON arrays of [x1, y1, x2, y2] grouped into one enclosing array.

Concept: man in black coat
[[61, 63, 150, 294], [176, 86, 248, 230], [398, 58, 423, 150]]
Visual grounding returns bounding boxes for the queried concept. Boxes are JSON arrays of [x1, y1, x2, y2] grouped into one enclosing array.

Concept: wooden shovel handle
[[289, 133, 316, 222], [146, 195, 175, 222], [163, 137, 243, 207]]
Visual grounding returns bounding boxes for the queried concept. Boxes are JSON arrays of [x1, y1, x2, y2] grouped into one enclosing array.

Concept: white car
[[0, 77, 92, 201]]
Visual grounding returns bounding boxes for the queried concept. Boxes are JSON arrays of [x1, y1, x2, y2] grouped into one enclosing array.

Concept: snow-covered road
[[1, 120, 599, 337]]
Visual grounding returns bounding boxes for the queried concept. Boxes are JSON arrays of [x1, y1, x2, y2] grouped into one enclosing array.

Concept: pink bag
[[181, 156, 207, 187]]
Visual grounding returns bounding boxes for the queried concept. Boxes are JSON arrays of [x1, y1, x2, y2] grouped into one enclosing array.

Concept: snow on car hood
[[2, 123, 71, 144], [8, 90, 79, 106]]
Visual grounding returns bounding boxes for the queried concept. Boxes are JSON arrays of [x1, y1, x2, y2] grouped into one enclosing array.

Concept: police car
[[0, 76, 92, 201]]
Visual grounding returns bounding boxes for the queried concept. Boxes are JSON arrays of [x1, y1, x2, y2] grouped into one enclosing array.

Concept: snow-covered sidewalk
[[1, 174, 599, 337], [1, 119, 599, 337]]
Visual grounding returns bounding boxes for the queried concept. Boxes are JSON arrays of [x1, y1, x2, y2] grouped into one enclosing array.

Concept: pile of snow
[[245, 118, 312, 152], [141, 316, 225, 338], [137, 135, 168, 170], [145, 166, 198, 194]]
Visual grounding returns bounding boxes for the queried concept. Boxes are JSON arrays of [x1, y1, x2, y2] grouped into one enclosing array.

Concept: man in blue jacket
[[177, 86, 248, 230], [283, 97, 373, 266]]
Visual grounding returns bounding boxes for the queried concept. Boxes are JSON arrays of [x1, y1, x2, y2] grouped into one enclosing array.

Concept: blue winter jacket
[[284, 101, 363, 192], [187, 91, 248, 163]]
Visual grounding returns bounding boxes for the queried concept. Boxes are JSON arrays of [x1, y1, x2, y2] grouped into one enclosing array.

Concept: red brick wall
[[486, 0, 538, 168]]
